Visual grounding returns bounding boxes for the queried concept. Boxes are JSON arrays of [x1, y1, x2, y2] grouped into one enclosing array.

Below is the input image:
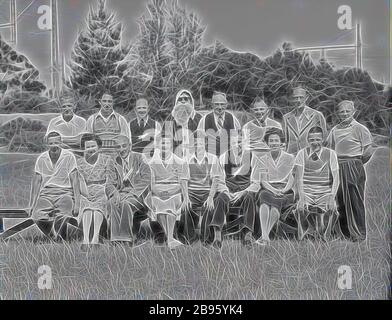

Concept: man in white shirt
[[326, 100, 374, 241], [0, 131, 81, 241], [294, 126, 340, 240], [46, 92, 86, 143]]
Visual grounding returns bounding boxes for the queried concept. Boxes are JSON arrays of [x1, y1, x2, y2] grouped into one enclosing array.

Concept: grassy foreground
[[0, 148, 390, 300]]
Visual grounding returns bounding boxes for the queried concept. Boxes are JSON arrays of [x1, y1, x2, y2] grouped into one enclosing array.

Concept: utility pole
[[51, 0, 60, 97], [355, 23, 362, 69], [9, 0, 17, 46]]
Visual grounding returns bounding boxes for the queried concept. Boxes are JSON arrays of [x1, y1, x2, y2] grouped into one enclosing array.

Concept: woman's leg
[[91, 211, 104, 244], [82, 209, 92, 244], [259, 204, 271, 241]]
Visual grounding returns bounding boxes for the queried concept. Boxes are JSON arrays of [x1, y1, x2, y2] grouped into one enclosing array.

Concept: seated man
[[107, 135, 151, 244], [294, 126, 340, 240], [149, 134, 190, 249], [0, 131, 80, 241], [252, 128, 295, 245], [77, 134, 120, 249], [178, 130, 229, 248]]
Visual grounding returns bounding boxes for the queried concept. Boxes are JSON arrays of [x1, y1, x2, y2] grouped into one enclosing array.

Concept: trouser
[[178, 190, 229, 244], [337, 158, 367, 241]]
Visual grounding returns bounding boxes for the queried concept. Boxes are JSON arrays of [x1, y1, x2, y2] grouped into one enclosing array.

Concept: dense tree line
[[0, 0, 389, 137]]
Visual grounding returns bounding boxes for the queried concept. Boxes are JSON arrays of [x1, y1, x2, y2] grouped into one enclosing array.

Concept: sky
[[0, 0, 389, 87]]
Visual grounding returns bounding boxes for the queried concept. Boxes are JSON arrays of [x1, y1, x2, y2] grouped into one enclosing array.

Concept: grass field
[[0, 148, 390, 300]]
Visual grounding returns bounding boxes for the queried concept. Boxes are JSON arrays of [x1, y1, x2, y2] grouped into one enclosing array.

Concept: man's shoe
[[212, 240, 222, 250]]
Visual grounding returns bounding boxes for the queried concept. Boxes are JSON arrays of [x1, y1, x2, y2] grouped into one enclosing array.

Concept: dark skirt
[[258, 186, 294, 212]]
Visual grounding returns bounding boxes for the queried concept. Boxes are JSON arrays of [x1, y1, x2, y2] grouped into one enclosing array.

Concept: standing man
[[165, 89, 202, 160], [129, 97, 161, 157], [108, 135, 152, 244], [283, 86, 327, 155], [294, 126, 340, 240], [149, 134, 190, 249], [46, 92, 86, 142], [326, 100, 374, 241], [179, 130, 230, 248], [85, 93, 131, 148], [197, 91, 241, 175], [229, 96, 282, 192], [0, 132, 81, 241]]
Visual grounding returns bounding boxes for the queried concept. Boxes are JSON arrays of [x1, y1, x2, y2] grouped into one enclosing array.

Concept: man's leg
[[295, 207, 310, 241], [202, 193, 229, 248], [240, 191, 257, 244]]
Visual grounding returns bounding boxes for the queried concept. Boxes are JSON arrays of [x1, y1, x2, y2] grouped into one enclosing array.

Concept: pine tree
[[0, 34, 47, 113], [126, 0, 206, 119], [67, 0, 130, 115]]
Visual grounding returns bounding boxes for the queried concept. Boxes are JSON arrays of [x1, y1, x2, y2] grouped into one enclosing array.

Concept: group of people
[[0, 86, 375, 249]]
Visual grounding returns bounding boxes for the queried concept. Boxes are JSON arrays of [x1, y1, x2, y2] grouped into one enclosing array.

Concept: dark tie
[[217, 116, 224, 130], [311, 152, 319, 161]]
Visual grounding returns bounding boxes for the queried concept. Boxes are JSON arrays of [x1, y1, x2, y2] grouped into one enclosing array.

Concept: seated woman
[[253, 128, 295, 245], [77, 134, 120, 249]]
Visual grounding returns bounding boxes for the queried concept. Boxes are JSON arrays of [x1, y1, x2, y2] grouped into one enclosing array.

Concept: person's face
[[337, 103, 355, 122], [135, 99, 149, 119], [308, 132, 323, 151], [47, 135, 61, 151], [267, 134, 282, 150], [100, 94, 114, 114], [177, 93, 191, 105], [85, 140, 99, 159], [119, 140, 131, 159], [213, 101, 227, 117], [253, 102, 269, 119], [292, 93, 307, 108], [61, 103, 74, 118]]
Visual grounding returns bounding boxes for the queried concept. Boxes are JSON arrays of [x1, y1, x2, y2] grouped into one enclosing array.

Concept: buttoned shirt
[[283, 106, 327, 155]]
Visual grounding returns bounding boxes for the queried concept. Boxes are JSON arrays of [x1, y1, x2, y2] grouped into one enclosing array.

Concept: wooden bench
[[0, 209, 29, 233]]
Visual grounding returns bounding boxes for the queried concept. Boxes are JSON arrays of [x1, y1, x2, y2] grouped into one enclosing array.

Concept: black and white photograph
[[0, 0, 390, 302]]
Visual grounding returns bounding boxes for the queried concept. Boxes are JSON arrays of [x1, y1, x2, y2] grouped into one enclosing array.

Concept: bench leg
[[0, 218, 3, 233]]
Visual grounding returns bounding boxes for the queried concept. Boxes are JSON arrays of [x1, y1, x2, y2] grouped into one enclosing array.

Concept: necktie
[[217, 115, 224, 131], [311, 152, 319, 161]]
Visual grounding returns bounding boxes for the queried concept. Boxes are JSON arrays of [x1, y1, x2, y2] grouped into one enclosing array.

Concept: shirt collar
[[136, 115, 149, 127], [190, 152, 208, 164], [97, 111, 117, 120], [307, 147, 323, 158]]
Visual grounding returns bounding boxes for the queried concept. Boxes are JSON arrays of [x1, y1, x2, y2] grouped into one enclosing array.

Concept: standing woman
[[77, 133, 120, 249]]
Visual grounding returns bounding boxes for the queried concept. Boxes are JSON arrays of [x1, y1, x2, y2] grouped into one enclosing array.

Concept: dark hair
[[308, 126, 323, 136], [46, 131, 61, 140], [264, 127, 284, 144], [80, 133, 103, 150]]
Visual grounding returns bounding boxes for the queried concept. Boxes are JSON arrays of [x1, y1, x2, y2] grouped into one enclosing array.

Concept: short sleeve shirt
[[326, 120, 372, 157], [46, 115, 86, 137], [35, 149, 77, 188]]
